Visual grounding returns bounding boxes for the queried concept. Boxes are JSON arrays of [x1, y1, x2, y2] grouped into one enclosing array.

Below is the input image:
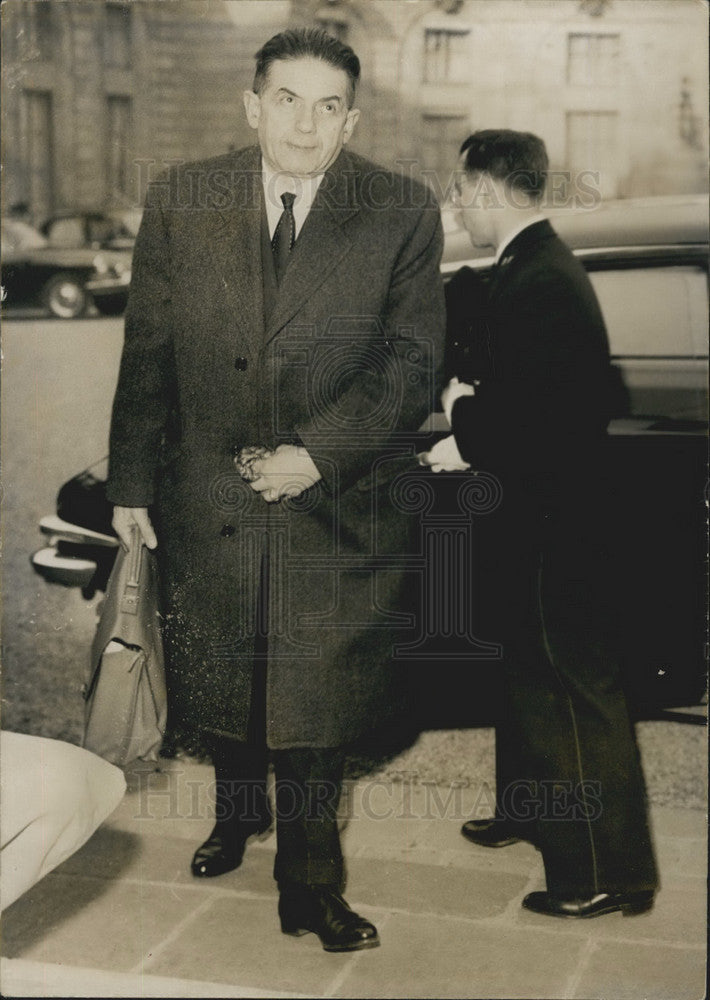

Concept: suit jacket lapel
[[264, 149, 360, 343], [206, 146, 265, 360]]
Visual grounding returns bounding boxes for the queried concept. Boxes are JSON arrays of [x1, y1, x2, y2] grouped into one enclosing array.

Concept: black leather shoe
[[461, 818, 524, 848], [523, 890, 655, 919], [191, 815, 272, 878], [279, 888, 380, 952]]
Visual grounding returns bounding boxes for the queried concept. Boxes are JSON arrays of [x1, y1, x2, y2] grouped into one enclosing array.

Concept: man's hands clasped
[[236, 443, 322, 503]]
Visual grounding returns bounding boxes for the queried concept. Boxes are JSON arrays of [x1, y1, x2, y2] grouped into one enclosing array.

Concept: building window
[[567, 33, 620, 86], [106, 96, 133, 199], [423, 29, 470, 84], [22, 2, 55, 62], [104, 2, 132, 69], [21, 90, 55, 218], [566, 110, 618, 198], [679, 78, 702, 150], [420, 113, 467, 179]]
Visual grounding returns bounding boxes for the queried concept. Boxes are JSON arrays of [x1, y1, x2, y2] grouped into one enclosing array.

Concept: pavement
[[1, 748, 707, 1000]]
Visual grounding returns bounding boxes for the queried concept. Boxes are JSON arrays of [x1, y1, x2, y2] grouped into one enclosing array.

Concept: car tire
[[42, 271, 89, 319], [93, 294, 126, 316]]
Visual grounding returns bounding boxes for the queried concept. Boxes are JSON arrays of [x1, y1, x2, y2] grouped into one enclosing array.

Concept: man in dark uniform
[[108, 29, 445, 951], [422, 130, 657, 918]]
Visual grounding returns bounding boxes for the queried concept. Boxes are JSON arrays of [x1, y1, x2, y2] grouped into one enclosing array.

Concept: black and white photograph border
[[1, 1, 708, 998]]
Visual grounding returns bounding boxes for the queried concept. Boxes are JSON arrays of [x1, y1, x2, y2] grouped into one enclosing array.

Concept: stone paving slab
[[647, 805, 708, 840], [1, 764, 706, 999], [57, 825, 277, 896], [0, 958, 311, 999], [142, 894, 368, 995], [571, 939, 707, 1000], [652, 833, 709, 878], [1, 871, 208, 972], [331, 912, 589, 1000], [345, 854, 530, 920]]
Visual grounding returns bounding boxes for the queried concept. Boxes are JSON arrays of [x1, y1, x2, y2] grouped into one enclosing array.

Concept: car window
[[588, 266, 707, 358], [87, 217, 116, 245], [45, 217, 85, 248]]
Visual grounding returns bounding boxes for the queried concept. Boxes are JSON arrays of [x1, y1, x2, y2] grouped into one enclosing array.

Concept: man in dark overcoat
[[422, 130, 657, 919], [107, 29, 445, 952]]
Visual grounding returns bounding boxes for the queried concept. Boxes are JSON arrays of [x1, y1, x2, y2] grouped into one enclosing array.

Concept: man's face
[[451, 161, 501, 249], [243, 56, 360, 177]]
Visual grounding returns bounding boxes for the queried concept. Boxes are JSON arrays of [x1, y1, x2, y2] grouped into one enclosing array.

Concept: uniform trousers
[[479, 490, 658, 898]]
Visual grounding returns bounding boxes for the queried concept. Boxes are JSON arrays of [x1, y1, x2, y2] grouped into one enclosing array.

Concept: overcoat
[[107, 145, 445, 749]]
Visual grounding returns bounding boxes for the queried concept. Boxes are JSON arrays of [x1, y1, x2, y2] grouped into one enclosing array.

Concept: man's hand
[[245, 444, 322, 503], [417, 434, 471, 473], [112, 505, 158, 551], [441, 376, 477, 426]]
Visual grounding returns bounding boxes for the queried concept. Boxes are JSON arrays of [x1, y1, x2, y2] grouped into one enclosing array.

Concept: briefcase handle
[[120, 524, 144, 617]]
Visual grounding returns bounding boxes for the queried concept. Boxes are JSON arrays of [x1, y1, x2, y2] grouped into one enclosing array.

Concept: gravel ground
[[348, 721, 708, 811]]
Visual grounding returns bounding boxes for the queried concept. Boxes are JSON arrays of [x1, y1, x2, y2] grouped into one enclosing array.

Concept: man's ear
[[342, 107, 360, 144], [243, 90, 261, 130]]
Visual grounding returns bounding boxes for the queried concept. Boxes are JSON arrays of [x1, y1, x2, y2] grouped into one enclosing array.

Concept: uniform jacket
[[450, 220, 612, 514], [107, 145, 445, 748]]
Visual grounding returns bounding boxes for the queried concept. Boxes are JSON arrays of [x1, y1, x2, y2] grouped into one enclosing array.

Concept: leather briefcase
[[83, 525, 167, 766]]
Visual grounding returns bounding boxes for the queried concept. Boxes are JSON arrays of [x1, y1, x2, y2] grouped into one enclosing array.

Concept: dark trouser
[[480, 502, 658, 898], [211, 732, 346, 891], [209, 549, 345, 891]]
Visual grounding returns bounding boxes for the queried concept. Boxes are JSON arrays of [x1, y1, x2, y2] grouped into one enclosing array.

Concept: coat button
[[220, 523, 235, 537], [234, 356, 248, 371]]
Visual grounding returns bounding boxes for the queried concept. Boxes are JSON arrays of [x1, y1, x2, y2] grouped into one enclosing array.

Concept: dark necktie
[[271, 191, 296, 284]]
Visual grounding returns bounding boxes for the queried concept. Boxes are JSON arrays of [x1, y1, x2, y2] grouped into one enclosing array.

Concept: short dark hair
[[459, 130, 549, 200], [253, 28, 360, 108]]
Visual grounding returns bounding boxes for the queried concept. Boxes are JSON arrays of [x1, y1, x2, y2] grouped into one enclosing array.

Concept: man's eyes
[[277, 95, 340, 114]]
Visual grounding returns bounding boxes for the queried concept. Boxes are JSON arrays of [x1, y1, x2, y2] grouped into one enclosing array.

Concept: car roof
[[441, 193, 709, 267], [39, 209, 142, 236]]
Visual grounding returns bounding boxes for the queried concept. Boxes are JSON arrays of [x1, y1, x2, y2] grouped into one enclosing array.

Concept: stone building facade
[[2, 0, 707, 223], [291, 0, 709, 200], [1, 0, 281, 223]]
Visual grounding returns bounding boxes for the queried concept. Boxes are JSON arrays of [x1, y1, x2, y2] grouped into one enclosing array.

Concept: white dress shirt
[[261, 162, 325, 241]]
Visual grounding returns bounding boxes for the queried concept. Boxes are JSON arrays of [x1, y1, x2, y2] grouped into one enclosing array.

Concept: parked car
[[1, 216, 130, 319], [440, 193, 709, 427], [428, 192, 709, 717], [39, 209, 138, 316], [30, 196, 708, 715], [39, 209, 140, 251]]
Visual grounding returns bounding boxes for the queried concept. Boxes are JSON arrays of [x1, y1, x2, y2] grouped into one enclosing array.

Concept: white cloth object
[[0, 732, 126, 909], [442, 377, 476, 425], [418, 434, 471, 473]]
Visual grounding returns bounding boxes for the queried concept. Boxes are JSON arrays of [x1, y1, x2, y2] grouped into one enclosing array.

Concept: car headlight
[[92, 253, 110, 274]]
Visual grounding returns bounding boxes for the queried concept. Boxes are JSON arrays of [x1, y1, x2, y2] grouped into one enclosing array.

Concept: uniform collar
[[495, 213, 547, 265]]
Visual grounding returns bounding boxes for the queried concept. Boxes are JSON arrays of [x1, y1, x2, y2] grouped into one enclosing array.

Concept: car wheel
[[42, 272, 88, 319], [93, 294, 126, 316]]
